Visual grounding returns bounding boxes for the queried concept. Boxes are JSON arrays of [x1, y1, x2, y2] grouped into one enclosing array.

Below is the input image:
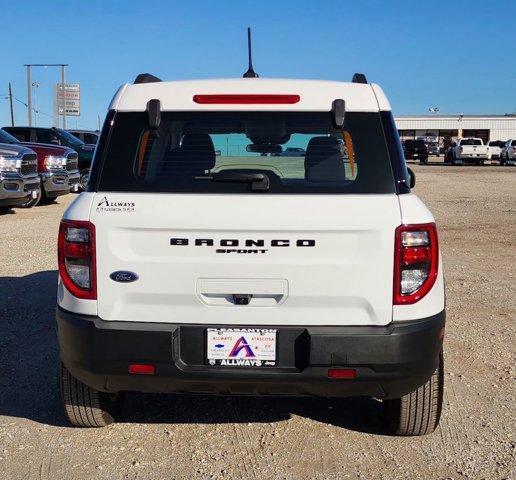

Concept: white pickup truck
[[450, 138, 489, 165]]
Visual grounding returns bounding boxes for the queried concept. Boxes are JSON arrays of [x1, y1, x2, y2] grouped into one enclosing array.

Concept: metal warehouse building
[[395, 115, 516, 147]]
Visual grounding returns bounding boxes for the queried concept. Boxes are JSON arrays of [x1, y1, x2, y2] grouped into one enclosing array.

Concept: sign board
[[55, 83, 80, 116]]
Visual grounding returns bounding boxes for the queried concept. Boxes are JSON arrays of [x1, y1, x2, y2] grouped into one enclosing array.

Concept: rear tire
[[59, 362, 125, 427], [382, 351, 444, 436]]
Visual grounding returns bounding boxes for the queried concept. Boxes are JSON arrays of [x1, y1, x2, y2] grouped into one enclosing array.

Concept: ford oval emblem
[[110, 271, 138, 283]]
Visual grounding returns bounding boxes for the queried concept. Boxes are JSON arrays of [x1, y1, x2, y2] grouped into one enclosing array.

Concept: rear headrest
[[304, 136, 346, 182]]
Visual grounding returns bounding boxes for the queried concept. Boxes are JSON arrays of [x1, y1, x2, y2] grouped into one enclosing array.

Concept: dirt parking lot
[[0, 166, 515, 480]]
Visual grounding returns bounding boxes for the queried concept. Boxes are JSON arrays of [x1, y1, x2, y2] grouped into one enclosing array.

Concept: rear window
[[460, 139, 482, 146], [95, 111, 395, 194]]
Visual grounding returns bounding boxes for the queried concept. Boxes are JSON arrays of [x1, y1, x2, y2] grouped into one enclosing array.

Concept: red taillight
[[394, 223, 438, 305], [192, 94, 300, 104], [328, 368, 356, 379], [58, 220, 96, 300], [129, 364, 156, 375]]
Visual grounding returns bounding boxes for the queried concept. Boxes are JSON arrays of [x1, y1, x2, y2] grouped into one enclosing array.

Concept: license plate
[[206, 328, 277, 367], [31, 190, 38, 199]]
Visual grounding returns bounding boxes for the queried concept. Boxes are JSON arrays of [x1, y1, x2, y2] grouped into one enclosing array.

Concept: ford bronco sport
[[56, 72, 445, 435]]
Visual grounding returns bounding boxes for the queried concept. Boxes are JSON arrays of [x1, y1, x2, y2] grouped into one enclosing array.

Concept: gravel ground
[[0, 165, 515, 480]]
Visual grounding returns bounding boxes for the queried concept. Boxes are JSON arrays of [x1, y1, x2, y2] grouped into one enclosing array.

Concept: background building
[[395, 114, 516, 148]]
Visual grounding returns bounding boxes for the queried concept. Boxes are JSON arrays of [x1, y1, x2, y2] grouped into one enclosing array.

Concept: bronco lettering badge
[[170, 238, 315, 254]]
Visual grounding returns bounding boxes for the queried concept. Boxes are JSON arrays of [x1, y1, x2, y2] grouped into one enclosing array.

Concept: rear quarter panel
[[394, 194, 445, 321]]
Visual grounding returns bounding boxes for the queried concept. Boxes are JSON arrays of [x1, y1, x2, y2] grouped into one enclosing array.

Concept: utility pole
[[8, 82, 14, 126]]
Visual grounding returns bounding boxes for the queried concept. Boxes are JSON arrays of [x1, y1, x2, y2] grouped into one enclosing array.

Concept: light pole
[[31, 82, 40, 126], [24, 64, 68, 128]]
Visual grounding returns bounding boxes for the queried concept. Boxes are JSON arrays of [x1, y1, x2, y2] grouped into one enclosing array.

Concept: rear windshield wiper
[[195, 172, 270, 191]]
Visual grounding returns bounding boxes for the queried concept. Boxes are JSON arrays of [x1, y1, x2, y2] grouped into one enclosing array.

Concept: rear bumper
[[56, 307, 445, 399]]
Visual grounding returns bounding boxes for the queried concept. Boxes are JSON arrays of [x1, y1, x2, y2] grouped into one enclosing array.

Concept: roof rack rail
[[134, 73, 162, 84], [352, 73, 368, 84]]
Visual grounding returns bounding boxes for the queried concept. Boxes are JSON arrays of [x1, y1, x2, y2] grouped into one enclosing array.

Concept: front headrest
[[179, 133, 216, 172], [304, 136, 346, 182]]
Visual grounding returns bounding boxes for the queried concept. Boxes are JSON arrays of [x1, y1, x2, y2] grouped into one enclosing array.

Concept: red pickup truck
[[0, 129, 80, 207]]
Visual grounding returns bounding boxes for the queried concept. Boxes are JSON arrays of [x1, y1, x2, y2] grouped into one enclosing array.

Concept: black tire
[[499, 155, 506, 166], [39, 191, 58, 205], [0, 206, 13, 214], [59, 362, 125, 427], [383, 351, 444, 436], [19, 189, 42, 208], [419, 158, 428, 165], [79, 169, 90, 191]]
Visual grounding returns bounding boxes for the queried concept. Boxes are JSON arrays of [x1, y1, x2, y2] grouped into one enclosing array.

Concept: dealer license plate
[[206, 328, 277, 367]]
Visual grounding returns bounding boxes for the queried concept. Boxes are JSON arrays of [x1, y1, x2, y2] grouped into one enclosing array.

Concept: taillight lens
[[394, 223, 438, 304], [58, 220, 96, 299]]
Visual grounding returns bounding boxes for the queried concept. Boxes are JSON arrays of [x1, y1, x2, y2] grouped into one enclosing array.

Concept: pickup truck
[[403, 139, 428, 164], [3, 126, 94, 190], [487, 140, 505, 162], [449, 138, 488, 165], [0, 143, 41, 213], [0, 128, 80, 207]]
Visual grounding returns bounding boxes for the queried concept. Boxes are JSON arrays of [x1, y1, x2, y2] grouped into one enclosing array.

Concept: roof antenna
[[243, 27, 259, 78]]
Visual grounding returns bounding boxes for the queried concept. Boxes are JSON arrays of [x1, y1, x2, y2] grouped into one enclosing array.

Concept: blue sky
[[1, 0, 515, 129]]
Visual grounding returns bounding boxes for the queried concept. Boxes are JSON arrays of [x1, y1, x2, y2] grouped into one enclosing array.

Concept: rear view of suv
[[56, 74, 445, 436]]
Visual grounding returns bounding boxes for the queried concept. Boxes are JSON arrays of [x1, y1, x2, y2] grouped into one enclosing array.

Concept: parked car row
[[4, 126, 96, 189], [443, 138, 516, 166], [0, 126, 98, 213], [402, 137, 515, 166]]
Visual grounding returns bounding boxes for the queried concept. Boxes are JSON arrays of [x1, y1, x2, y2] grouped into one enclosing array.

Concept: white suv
[[56, 73, 445, 435]]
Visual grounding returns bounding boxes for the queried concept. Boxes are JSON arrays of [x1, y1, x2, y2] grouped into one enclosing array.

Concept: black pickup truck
[[403, 139, 429, 164]]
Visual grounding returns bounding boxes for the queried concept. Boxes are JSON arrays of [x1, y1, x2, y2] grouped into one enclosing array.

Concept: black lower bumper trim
[[56, 307, 445, 399]]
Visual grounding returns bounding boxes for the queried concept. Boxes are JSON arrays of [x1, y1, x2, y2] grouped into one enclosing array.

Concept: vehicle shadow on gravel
[[0, 270, 67, 427], [0, 270, 387, 434], [122, 393, 388, 435]]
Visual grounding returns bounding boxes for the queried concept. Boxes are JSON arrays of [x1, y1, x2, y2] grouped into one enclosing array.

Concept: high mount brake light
[[394, 223, 438, 305], [192, 94, 300, 104], [58, 220, 97, 300]]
